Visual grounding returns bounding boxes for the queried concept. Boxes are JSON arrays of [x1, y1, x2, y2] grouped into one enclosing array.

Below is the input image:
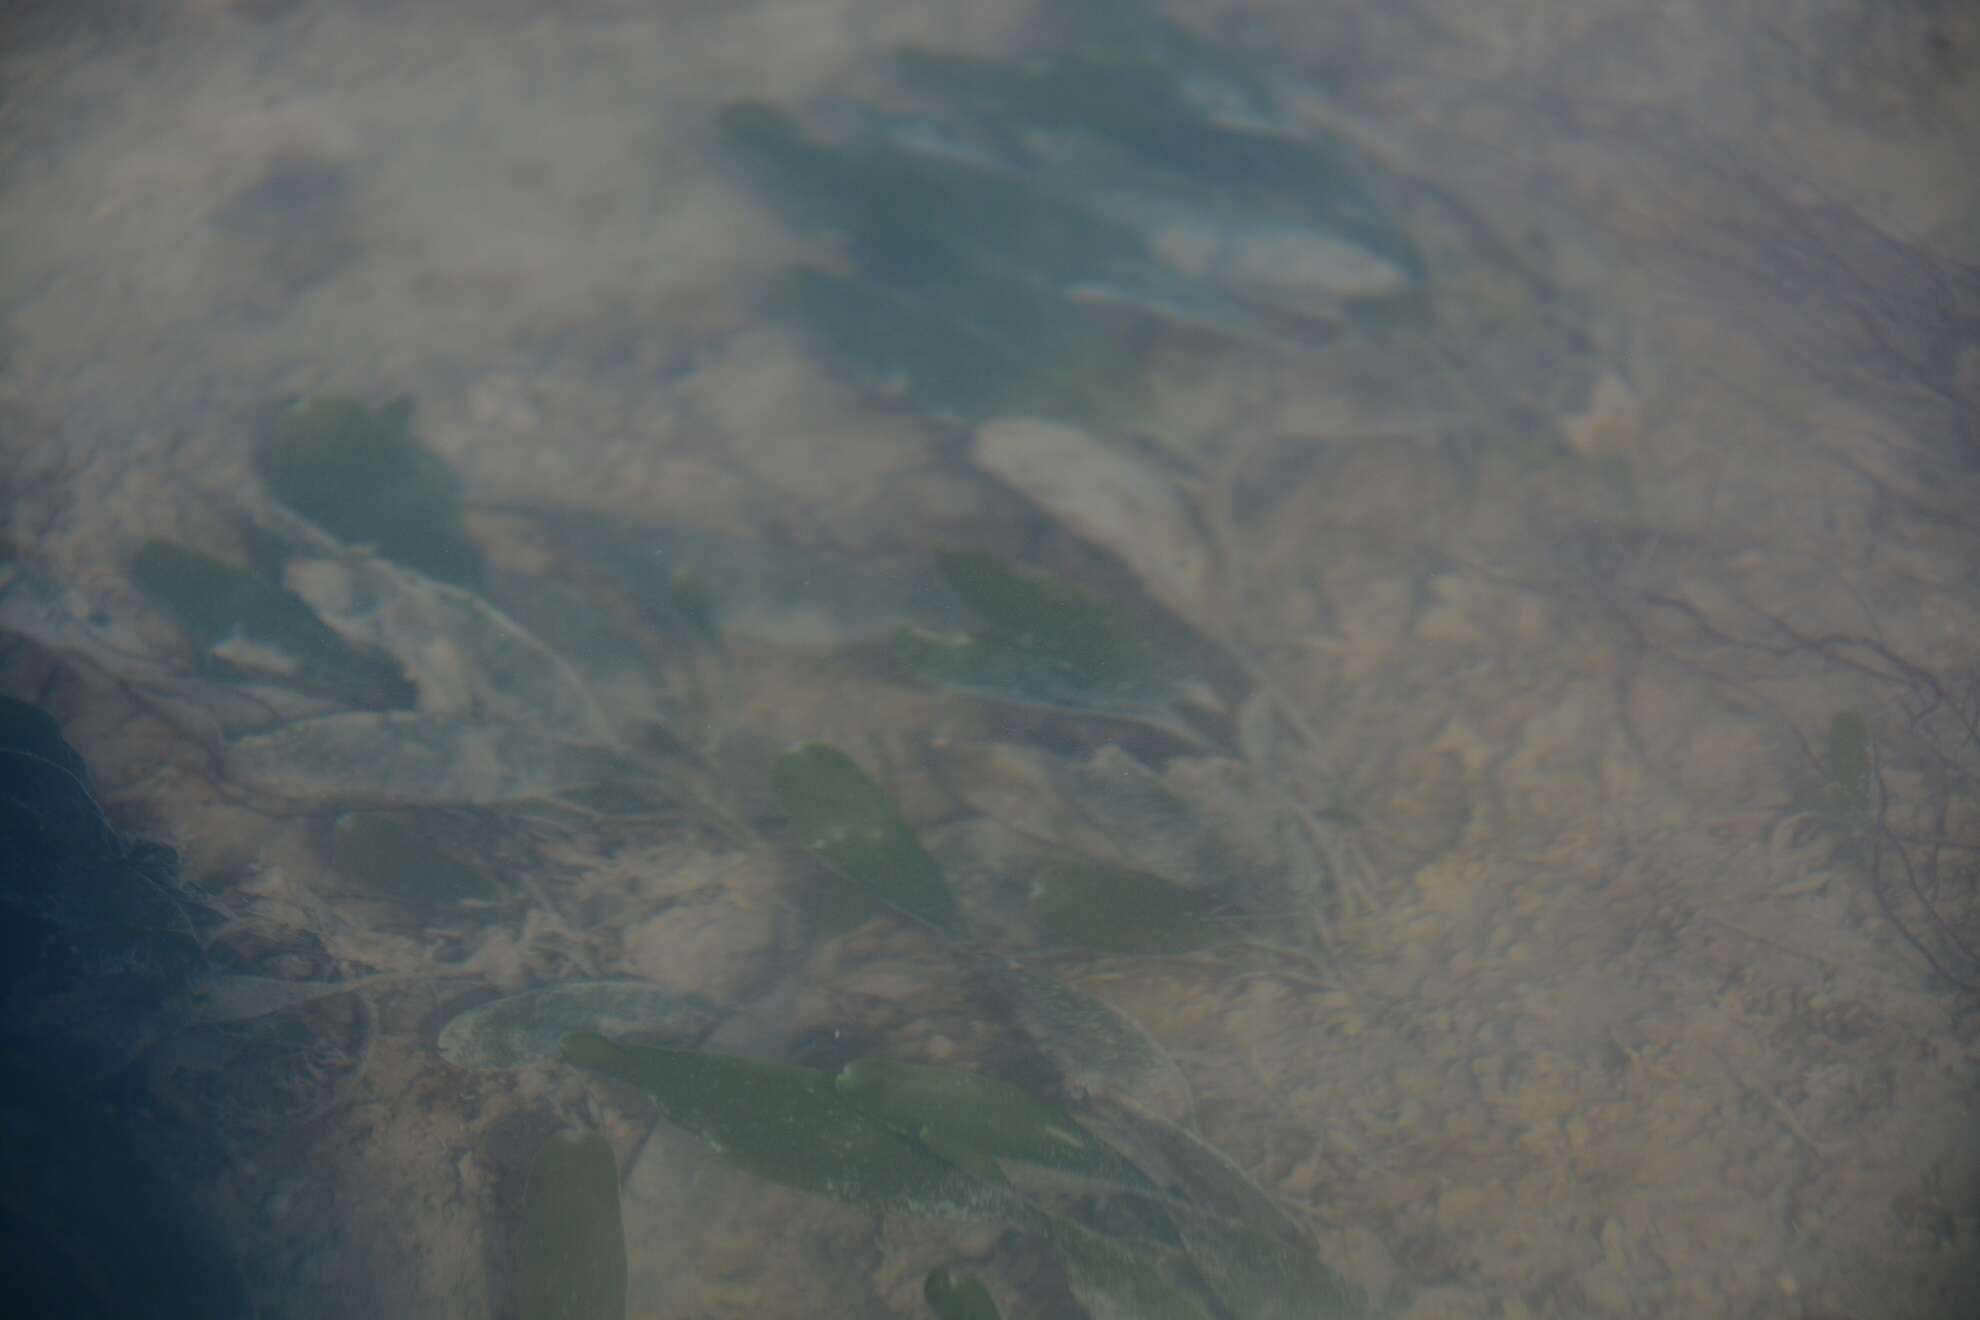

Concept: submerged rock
[[0, 694, 209, 1079], [0, 1069, 253, 1319]]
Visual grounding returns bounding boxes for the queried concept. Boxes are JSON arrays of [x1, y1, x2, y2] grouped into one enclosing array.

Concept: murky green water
[[4, 1, 1979, 1317]]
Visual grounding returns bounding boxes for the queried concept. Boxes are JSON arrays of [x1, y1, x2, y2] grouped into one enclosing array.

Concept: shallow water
[[3, 1, 1979, 1317]]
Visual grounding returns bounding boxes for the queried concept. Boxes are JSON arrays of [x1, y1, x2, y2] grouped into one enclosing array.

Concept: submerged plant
[[772, 265, 1147, 427], [130, 539, 414, 708], [326, 812, 507, 909], [770, 738, 1199, 1117], [439, 980, 717, 1070], [771, 740, 960, 935], [254, 394, 485, 590], [924, 1268, 1001, 1320], [560, 1034, 1018, 1222], [1825, 709, 1874, 822], [519, 1129, 626, 1320], [835, 1057, 1157, 1191], [558, 1035, 1365, 1318], [1026, 858, 1226, 955], [895, 551, 1211, 746]]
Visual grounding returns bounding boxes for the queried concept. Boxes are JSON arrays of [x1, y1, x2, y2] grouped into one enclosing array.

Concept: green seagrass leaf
[[924, 1268, 1001, 1320], [520, 1129, 627, 1320], [772, 742, 960, 934], [836, 1057, 1156, 1192], [439, 982, 716, 1070], [896, 554, 1209, 746], [1825, 710, 1872, 820], [1044, 1218, 1216, 1320], [131, 540, 412, 708], [559, 1035, 1024, 1224], [254, 394, 484, 590], [1027, 859, 1224, 955]]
